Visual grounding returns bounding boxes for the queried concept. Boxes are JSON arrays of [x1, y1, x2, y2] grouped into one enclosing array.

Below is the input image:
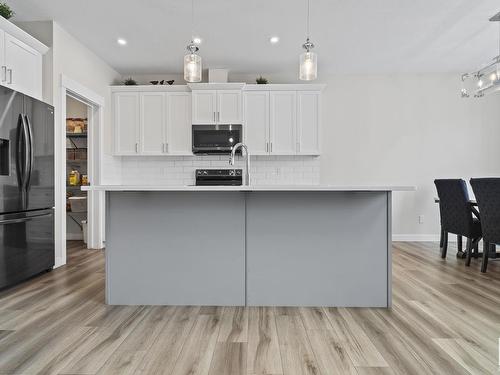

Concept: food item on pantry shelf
[[68, 170, 80, 186], [66, 118, 87, 134], [81, 175, 89, 186], [66, 119, 75, 133]]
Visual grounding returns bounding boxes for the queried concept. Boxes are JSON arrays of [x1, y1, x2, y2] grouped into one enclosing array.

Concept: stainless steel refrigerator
[[0, 86, 54, 290]]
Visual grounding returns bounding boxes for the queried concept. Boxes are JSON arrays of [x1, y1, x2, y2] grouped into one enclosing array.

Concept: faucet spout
[[229, 143, 251, 185]]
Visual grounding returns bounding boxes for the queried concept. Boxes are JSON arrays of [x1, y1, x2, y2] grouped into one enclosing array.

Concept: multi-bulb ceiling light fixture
[[299, 0, 317, 81], [184, 0, 202, 82], [461, 12, 500, 98]]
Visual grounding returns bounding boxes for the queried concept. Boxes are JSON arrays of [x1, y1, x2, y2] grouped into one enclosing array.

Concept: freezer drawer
[[0, 208, 54, 289]]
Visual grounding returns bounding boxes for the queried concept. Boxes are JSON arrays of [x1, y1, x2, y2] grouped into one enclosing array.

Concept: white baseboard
[[67, 233, 83, 240], [54, 256, 65, 268], [392, 234, 449, 242]]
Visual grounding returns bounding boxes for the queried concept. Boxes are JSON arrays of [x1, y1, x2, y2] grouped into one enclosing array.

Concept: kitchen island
[[83, 185, 414, 307]]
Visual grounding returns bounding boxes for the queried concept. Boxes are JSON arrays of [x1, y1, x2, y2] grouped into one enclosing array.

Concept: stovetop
[[195, 169, 243, 186]]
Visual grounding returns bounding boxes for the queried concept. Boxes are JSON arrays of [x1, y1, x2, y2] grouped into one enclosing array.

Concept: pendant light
[[299, 0, 317, 81], [184, 0, 202, 82]]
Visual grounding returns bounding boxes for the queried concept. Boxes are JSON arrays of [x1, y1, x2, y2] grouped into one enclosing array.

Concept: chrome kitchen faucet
[[229, 143, 250, 186]]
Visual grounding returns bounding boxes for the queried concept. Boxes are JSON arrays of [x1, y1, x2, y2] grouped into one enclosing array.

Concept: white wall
[[320, 74, 500, 239]]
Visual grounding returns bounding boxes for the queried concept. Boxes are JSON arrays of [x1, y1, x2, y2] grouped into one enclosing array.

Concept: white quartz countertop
[[81, 185, 415, 192]]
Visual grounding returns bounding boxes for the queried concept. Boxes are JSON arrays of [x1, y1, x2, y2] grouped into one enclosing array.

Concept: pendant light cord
[[191, 0, 195, 41], [306, 0, 310, 39]]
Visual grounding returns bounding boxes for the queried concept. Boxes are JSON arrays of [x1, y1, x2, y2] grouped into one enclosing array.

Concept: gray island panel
[[106, 191, 246, 305], [246, 191, 389, 307]]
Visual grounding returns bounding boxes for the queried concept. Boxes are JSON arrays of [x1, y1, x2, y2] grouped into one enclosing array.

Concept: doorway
[[56, 75, 105, 267]]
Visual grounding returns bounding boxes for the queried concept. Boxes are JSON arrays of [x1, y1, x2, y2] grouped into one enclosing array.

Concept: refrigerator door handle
[[20, 114, 30, 190], [16, 114, 29, 190], [0, 211, 53, 225], [24, 114, 34, 189]]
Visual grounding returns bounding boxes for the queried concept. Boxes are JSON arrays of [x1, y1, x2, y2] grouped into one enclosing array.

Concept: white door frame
[[55, 74, 105, 267]]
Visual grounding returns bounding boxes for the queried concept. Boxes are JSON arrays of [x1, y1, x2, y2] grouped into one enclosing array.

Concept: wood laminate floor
[[0, 241, 499, 375]]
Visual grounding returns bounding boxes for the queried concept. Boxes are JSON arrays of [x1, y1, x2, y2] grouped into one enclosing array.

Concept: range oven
[[195, 169, 243, 186], [192, 124, 242, 154]]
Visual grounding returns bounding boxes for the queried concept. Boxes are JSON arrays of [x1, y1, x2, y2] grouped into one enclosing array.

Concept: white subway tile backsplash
[[119, 155, 320, 186]]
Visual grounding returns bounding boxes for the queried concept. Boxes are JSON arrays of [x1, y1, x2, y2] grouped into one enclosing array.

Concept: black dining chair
[[470, 178, 500, 273], [434, 179, 482, 260]]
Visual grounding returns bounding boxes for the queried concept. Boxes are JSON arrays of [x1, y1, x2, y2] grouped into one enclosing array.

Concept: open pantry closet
[[66, 95, 89, 244]]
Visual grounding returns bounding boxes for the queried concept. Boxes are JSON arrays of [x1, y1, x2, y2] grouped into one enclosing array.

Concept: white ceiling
[[9, 0, 500, 75]]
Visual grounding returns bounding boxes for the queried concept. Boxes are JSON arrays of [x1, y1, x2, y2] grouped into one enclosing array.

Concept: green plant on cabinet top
[[0, 2, 14, 19]]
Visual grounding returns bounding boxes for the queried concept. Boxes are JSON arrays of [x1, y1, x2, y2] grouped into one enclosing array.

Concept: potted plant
[[256, 76, 268, 84], [123, 77, 137, 86], [0, 2, 14, 19]]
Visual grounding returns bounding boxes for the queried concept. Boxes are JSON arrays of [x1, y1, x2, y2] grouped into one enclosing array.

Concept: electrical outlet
[[418, 215, 424, 224]]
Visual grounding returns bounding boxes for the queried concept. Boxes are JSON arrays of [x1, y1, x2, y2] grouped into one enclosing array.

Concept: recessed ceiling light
[[193, 37, 202, 45], [117, 38, 127, 46], [269, 36, 280, 44]]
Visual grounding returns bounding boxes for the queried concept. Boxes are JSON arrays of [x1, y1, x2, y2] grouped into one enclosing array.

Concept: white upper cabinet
[[166, 92, 191, 154], [112, 84, 322, 157], [113, 88, 192, 156], [217, 90, 242, 124], [0, 19, 48, 100], [114, 92, 140, 155], [192, 90, 242, 124], [192, 90, 217, 124], [140, 92, 165, 155], [243, 87, 322, 156], [297, 91, 321, 155], [243, 91, 269, 155], [4, 33, 42, 99], [270, 91, 296, 155]]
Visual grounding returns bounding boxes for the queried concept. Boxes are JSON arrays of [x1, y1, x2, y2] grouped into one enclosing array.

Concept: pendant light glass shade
[[184, 43, 202, 82], [299, 50, 317, 81]]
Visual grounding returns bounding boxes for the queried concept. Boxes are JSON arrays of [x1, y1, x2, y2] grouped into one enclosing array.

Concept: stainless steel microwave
[[192, 124, 242, 154]]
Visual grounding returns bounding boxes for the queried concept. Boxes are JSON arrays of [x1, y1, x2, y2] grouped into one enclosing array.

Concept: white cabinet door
[[140, 92, 165, 155], [0, 30, 4, 82], [270, 91, 296, 155], [217, 90, 242, 124], [4, 32, 42, 99], [244, 91, 269, 155], [297, 91, 320, 155], [167, 92, 192, 154], [114, 92, 140, 155], [192, 90, 216, 124]]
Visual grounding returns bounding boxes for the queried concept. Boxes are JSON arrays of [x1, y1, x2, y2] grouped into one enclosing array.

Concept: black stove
[[195, 169, 243, 186]]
